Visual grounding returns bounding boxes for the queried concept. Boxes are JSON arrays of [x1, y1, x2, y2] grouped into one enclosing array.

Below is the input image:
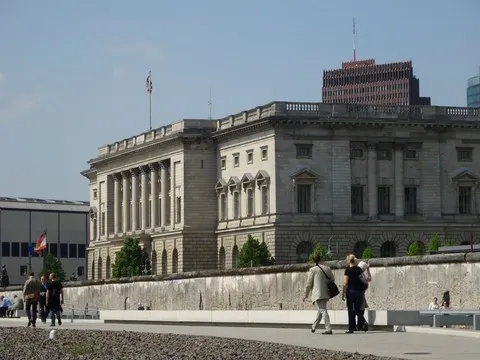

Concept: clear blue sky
[[0, 0, 479, 201]]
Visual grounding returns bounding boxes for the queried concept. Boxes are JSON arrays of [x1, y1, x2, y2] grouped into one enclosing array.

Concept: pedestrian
[[23, 271, 40, 327], [46, 272, 63, 327], [342, 254, 367, 333], [302, 253, 334, 335], [357, 260, 372, 330], [39, 275, 49, 323]]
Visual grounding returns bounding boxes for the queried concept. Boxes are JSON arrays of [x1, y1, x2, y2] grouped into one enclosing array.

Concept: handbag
[[318, 265, 340, 299]]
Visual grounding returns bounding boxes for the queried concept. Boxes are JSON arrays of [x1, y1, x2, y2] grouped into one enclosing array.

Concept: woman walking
[[342, 255, 368, 333]]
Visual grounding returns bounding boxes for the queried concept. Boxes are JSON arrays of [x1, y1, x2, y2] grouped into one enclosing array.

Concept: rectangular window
[[60, 244, 68, 258], [233, 191, 240, 219], [261, 146, 268, 161], [20, 265, 28, 276], [49, 243, 58, 257], [404, 149, 417, 160], [377, 186, 391, 214], [11, 243, 19, 257], [246, 150, 253, 164], [261, 186, 269, 215], [1, 242, 10, 257], [297, 184, 312, 213], [21, 242, 29, 257], [220, 156, 226, 170], [459, 186, 472, 214], [457, 148, 473, 162], [404, 187, 417, 214], [69, 244, 77, 258], [296, 144, 313, 159], [233, 153, 240, 167], [175, 196, 182, 223], [78, 244, 86, 258], [93, 189, 97, 200], [377, 148, 392, 160], [100, 211, 105, 235], [220, 193, 227, 220], [351, 186, 364, 214], [350, 148, 364, 159], [247, 188, 254, 217], [77, 266, 84, 276]]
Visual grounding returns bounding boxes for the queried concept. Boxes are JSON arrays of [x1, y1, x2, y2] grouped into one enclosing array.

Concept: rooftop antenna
[[353, 18, 357, 62], [208, 87, 212, 119]]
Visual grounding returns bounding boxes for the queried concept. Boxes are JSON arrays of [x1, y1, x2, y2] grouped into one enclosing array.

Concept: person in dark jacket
[[46, 272, 64, 327], [342, 254, 367, 333], [39, 275, 49, 323]]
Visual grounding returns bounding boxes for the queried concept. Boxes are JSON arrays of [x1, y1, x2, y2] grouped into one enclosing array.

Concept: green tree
[[428, 234, 442, 252], [112, 237, 150, 278], [142, 248, 152, 275], [362, 247, 374, 259], [237, 235, 275, 268], [308, 243, 331, 262], [443, 240, 455, 247], [39, 253, 66, 282], [407, 241, 425, 256]]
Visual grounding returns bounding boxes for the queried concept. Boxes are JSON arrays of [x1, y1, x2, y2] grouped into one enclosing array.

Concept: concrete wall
[[3, 253, 479, 311]]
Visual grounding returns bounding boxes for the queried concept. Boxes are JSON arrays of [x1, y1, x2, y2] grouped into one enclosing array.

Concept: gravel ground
[[0, 327, 403, 360]]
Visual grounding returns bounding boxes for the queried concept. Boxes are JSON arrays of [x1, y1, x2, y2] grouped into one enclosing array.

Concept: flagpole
[[149, 70, 152, 131]]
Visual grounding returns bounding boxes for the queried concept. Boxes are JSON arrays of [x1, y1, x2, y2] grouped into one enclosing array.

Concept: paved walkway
[[1, 319, 479, 360]]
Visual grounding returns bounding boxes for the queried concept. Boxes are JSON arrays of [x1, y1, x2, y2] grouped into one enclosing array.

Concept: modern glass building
[[467, 68, 480, 108]]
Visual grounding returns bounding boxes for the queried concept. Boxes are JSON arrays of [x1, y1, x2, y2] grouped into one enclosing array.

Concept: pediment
[[227, 176, 241, 187], [255, 170, 270, 181], [215, 178, 227, 190], [290, 168, 319, 180], [451, 168, 480, 182], [241, 173, 255, 183]]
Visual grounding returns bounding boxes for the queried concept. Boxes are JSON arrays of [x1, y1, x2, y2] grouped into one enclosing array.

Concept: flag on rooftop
[[146, 73, 152, 94]]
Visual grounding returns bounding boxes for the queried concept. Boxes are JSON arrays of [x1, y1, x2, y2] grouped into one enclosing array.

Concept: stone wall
[[3, 253, 480, 311]]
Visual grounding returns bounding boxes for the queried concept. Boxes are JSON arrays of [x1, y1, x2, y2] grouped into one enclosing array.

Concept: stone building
[[82, 101, 480, 279]]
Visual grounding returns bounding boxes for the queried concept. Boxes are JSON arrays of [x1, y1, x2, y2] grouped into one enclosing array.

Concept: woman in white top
[[428, 297, 440, 310]]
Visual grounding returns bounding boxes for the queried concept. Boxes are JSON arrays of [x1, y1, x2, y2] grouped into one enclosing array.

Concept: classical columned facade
[[83, 101, 480, 279]]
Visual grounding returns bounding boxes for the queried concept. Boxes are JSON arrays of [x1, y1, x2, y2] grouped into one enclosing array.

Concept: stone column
[[149, 163, 158, 228], [130, 168, 139, 231], [367, 142, 378, 219], [394, 143, 405, 219], [121, 171, 129, 233], [113, 174, 121, 234], [160, 162, 167, 228], [140, 166, 149, 229]]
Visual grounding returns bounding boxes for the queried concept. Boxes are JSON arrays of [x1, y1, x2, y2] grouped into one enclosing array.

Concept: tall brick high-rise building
[[322, 59, 431, 106]]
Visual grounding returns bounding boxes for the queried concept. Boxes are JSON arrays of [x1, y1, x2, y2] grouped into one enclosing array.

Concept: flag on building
[[27, 244, 36, 256], [146, 73, 152, 94], [34, 230, 47, 254]]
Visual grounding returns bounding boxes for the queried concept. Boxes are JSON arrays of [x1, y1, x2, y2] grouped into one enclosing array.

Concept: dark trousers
[[0, 307, 7, 317], [25, 299, 38, 323], [39, 297, 48, 322], [346, 289, 365, 332]]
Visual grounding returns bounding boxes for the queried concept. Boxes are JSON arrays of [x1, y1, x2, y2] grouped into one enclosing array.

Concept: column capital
[[159, 161, 168, 170], [130, 168, 140, 177], [139, 165, 149, 174], [149, 163, 159, 171], [112, 173, 122, 181], [121, 170, 130, 178]]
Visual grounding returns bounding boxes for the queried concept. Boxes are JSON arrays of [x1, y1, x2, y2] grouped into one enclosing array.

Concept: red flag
[[34, 230, 47, 254]]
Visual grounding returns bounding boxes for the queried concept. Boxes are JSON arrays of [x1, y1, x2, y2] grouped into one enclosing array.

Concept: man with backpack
[[302, 253, 336, 335]]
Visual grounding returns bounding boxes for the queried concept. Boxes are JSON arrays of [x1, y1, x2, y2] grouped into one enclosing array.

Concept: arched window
[[161, 249, 167, 274], [105, 256, 111, 279], [380, 241, 396, 257], [91, 259, 95, 280], [219, 247, 226, 270], [172, 248, 178, 273], [151, 250, 157, 275], [97, 256, 103, 279], [296, 241, 313, 263], [232, 245, 238, 268], [353, 241, 368, 258]]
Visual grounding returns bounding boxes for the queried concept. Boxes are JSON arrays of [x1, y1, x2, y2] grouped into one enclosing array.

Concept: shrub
[[428, 234, 442, 252], [308, 243, 331, 262], [361, 247, 374, 259], [237, 235, 275, 268], [407, 241, 425, 256]]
